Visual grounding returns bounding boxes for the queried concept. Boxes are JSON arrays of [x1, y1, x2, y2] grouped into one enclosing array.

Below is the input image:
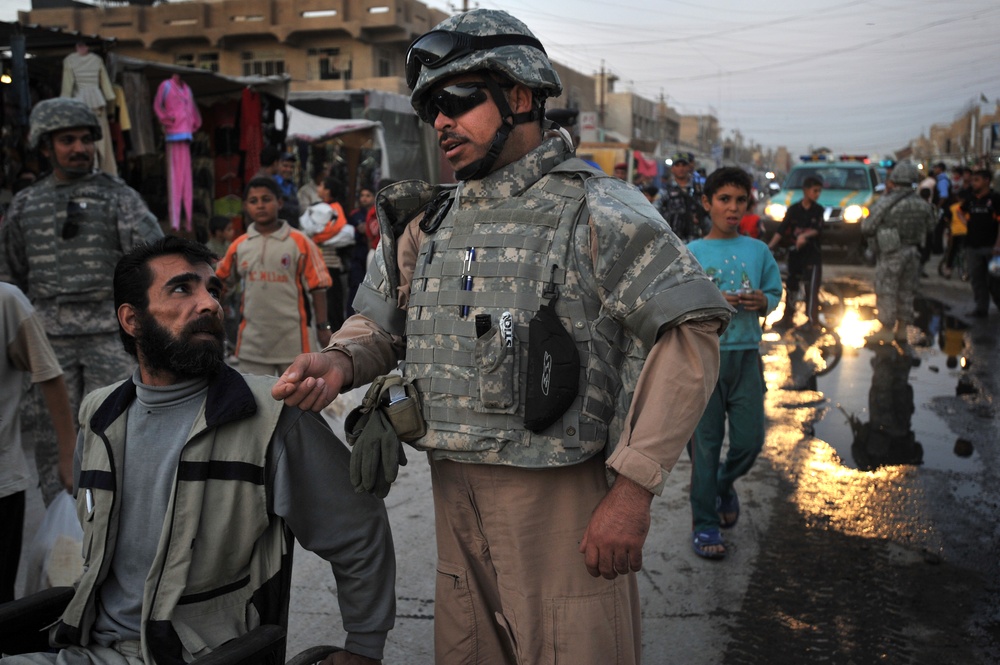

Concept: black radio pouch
[[523, 268, 580, 433]]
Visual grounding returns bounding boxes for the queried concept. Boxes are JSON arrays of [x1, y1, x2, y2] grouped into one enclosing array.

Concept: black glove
[[348, 408, 407, 499]]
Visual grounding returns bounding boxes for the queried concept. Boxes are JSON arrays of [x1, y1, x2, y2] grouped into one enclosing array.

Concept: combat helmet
[[407, 9, 561, 104], [28, 97, 102, 150], [889, 161, 921, 185], [406, 9, 562, 179]]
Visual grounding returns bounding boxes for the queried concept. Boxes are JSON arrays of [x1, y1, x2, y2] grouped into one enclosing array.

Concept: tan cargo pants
[[429, 454, 641, 665]]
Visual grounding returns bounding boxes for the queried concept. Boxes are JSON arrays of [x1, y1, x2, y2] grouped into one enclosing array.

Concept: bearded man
[[1, 237, 395, 665]]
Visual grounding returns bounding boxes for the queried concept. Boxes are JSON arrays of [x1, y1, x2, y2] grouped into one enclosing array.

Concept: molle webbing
[[403, 165, 624, 464]]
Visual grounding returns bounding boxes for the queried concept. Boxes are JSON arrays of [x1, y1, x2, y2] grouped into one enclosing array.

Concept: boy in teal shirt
[[686, 167, 783, 560]]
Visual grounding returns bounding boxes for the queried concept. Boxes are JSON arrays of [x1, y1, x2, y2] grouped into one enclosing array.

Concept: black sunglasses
[[416, 82, 490, 124], [405, 30, 546, 89], [63, 200, 86, 240]]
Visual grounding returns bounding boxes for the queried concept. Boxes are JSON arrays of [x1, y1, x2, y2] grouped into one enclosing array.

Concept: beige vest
[[55, 370, 286, 665]]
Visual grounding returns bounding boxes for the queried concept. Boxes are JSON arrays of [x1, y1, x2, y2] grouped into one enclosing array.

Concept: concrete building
[[903, 98, 1000, 167], [678, 113, 719, 158], [595, 72, 677, 154], [19, 0, 449, 95], [19, 0, 713, 163]]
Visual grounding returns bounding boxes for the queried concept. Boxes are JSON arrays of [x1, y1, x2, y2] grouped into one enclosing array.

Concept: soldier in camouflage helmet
[[2, 97, 163, 505], [861, 161, 936, 348], [274, 9, 731, 663], [658, 151, 707, 242]]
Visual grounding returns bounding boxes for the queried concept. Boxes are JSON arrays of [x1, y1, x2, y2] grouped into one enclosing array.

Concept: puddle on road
[[766, 287, 980, 474]]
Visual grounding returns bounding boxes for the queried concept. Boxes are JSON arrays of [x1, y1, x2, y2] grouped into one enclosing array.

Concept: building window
[[377, 50, 392, 78], [176, 52, 219, 73], [198, 53, 220, 72], [307, 47, 351, 81], [241, 50, 285, 77]]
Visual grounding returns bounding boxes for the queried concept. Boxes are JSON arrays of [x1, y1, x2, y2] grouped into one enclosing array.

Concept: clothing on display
[[240, 88, 263, 184], [61, 44, 117, 175], [153, 75, 202, 231]]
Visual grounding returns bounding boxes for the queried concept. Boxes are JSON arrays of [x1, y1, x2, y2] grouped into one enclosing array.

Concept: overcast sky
[[6, 0, 1000, 159]]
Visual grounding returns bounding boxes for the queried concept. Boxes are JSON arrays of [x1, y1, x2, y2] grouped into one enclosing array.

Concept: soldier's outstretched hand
[[272, 351, 353, 412]]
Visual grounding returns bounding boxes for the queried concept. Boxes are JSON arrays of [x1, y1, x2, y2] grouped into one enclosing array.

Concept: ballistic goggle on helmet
[[406, 8, 562, 111]]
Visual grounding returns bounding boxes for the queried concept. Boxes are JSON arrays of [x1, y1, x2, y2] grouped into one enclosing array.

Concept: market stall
[[285, 108, 389, 209]]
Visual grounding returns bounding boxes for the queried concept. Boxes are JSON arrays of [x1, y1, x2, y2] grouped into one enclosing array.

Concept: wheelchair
[[0, 528, 342, 665]]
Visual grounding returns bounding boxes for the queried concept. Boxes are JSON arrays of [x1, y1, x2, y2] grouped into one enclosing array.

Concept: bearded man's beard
[[135, 310, 226, 380]]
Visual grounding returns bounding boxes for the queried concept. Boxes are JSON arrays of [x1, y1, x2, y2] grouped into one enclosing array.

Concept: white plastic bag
[[23, 492, 84, 594]]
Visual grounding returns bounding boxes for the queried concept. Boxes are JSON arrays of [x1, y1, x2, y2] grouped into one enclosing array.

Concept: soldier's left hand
[[579, 476, 652, 579]]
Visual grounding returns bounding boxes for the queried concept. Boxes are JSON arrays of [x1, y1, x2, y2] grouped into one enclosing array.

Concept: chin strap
[[455, 77, 540, 181]]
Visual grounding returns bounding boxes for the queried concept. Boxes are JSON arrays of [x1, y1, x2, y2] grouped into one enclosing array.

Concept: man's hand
[[579, 476, 653, 579], [271, 351, 352, 411], [320, 650, 381, 665]]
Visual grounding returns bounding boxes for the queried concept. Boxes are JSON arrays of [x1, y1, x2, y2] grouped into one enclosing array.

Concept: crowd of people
[[0, 7, 998, 665]]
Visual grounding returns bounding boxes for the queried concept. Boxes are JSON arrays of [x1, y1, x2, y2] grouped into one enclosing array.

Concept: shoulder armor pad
[[548, 157, 605, 178], [584, 176, 670, 229], [373, 180, 457, 298]]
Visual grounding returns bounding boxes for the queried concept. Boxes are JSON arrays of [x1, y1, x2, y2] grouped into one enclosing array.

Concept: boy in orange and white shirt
[[217, 177, 332, 376]]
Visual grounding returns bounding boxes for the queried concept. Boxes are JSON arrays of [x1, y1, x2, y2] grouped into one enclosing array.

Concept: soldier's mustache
[[438, 131, 466, 147], [184, 315, 225, 337]]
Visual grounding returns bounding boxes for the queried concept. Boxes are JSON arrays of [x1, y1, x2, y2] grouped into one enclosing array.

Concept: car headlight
[[843, 204, 867, 223], [765, 202, 787, 222]]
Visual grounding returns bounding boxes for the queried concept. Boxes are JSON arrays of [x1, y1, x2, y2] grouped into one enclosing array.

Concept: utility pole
[[598, 60, 605, 131]]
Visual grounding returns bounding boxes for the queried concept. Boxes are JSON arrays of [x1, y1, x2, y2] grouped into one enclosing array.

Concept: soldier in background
[[861, 161, 936, 349], [658, 151, 705, 242], [273, 9, 731, 664], [1, 97, 163, 504]]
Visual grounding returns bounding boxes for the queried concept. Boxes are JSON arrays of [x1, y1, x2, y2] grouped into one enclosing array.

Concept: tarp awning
[[285, 107, 390, 178], [0, 20, 113, 51], [106, 54, 290, 102]]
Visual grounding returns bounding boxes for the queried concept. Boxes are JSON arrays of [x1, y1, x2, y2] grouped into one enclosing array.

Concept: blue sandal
[[717, 490, 740, 529], [692, 528, 726, 560]]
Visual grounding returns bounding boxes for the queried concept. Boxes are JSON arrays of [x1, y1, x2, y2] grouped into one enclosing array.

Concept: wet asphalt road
[[725, 260, 1000, 665]]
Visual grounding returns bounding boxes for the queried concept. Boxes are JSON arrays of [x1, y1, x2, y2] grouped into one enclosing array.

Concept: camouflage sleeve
[[583, 176, 731, 350], [115, 185, 163, 251], [1, 192, 30, 290]]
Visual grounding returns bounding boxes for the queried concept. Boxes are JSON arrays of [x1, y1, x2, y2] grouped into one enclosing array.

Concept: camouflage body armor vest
[[19, 174, 123, 303], [401, 159, 629, 467]]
